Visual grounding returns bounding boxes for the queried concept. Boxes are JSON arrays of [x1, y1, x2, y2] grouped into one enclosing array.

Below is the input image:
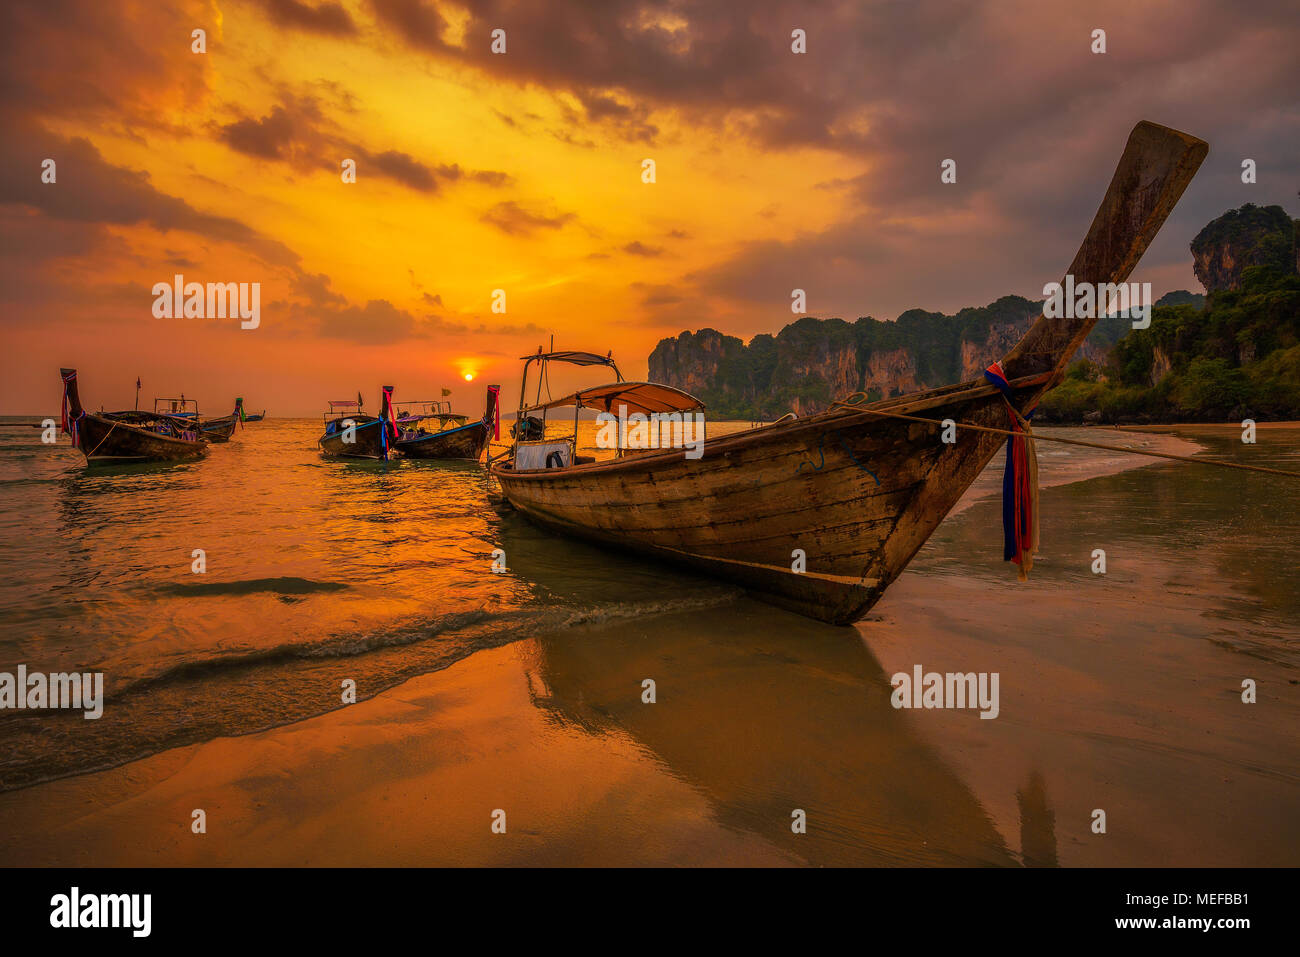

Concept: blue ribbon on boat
[[983, 362, 1019, 562]]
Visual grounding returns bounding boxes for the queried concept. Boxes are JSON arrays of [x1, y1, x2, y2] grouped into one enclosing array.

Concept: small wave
[[0, 588, 741, 793], [113, 591, 739, 699]]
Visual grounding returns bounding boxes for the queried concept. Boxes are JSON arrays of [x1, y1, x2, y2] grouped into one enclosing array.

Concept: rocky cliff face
[[1191, 204, 1299, 292], [647, 328, 743, 398], [649, 296, 1081, 418], [647, 291, 1144, 419], [862, 348, 920, 398]]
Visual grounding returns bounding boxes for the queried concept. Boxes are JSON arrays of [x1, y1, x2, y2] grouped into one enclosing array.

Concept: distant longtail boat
[[491, 121, 1208, 624], [318, 388, 398, 460], [197, 398, 245, 442], [395, 386, 500, 460]]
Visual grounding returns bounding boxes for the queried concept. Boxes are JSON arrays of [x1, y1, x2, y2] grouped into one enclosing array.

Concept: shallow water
[[0, 419, 1295, 824], [0, 418, 742, 790]]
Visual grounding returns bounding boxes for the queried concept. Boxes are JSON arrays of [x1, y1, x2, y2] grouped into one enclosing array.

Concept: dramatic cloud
[[217, 97, 511, 193], [480, 200, 576, 236], [367, 0, 1300, 324], [0, 119, 301, 268], [623, 241, 664, 257], [315, 298, 423, 343], [252, 0, 358, 36]]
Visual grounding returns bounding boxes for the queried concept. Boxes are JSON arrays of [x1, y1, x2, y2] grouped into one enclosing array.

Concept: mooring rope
[[827, 393, 1300, 479], [83, 418, 120, 458]]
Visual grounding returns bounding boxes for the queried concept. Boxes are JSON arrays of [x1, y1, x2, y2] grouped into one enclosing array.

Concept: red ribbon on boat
[[488, 384, 501, 440], [380, 386, 399, 460], [60, 370, 83, 446], [982, 361, 1039, 579]]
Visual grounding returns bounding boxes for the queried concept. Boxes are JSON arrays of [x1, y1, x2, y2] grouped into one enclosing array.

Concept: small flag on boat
[[983, 361, 1039, 579], [441, 387, 451, 396]]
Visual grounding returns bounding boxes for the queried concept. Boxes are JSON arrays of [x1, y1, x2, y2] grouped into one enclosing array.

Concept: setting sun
[[464, 373, 475, 381]]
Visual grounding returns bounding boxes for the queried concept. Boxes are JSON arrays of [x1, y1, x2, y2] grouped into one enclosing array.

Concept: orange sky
[[2, 0, 1297, 414]]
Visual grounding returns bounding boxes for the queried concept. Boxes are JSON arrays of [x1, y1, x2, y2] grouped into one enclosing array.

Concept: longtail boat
[[395, 386, 500, 460], [197, 397, 245, 442], [59, 370, 207, 463], [243, 409, 266, 422], [491, 121, 1208, 624], [317, 387, 399, 460]]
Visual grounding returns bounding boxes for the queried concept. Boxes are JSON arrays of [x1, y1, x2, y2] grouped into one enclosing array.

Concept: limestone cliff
[[1191, 204, 1299, 292], [647, 296, 1129, 419]]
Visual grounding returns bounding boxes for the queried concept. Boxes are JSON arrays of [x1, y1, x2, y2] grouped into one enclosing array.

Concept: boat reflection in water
[[495, 507, 1043, 866]]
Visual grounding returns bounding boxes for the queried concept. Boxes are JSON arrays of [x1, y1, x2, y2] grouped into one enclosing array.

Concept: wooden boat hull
[[492, 121, 1208, 625], [494, 378, 1036, 624], [396, 420, 490, 460], [200, 414, 238, 442], [318, 417, 391, 459], [73, 412, 207, 463]]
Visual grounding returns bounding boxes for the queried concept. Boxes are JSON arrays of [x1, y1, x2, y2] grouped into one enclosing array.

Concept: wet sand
[[0, 426, 1296, 866]]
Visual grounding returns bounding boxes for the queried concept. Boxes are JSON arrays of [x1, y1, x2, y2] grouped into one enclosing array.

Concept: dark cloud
[[293, 271, 346, 306], [570, 90, 658, 143], [363, 148, 437, 191], [316, 298, 423, 343], [217, 98, 511, 194], [623, 241, 664, 257], [0, 118, 301, 268], [369, 0, 448, 49], [481, 200, 576, 236], [637, 283, 683, 306], [220, 106, 299, 160], [0, 0, 211, 127], [253, 0, 358, 36]]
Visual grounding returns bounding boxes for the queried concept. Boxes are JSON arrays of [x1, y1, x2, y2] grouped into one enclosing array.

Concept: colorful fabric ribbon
[[983, 361, 1040, 579], [60, 370, 83, 446]]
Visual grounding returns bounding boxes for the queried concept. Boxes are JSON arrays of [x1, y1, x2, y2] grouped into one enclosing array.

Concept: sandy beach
[[1, 426, 1296, 867]]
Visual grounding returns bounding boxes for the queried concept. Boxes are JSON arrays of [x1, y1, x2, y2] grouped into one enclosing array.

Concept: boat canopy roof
[[397, 412, 468, 424], [518, 350, 617, 368], [523, 381, 705, 416]]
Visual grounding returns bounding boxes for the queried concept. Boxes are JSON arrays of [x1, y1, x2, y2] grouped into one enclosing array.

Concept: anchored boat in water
[[395, 386, 501, 460], [491, 121, 1209, 624], [59, 370, 207, 463], [198, 397, 245, 442], [318, 388, 399, 460], [151, 395, 241, 442]]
